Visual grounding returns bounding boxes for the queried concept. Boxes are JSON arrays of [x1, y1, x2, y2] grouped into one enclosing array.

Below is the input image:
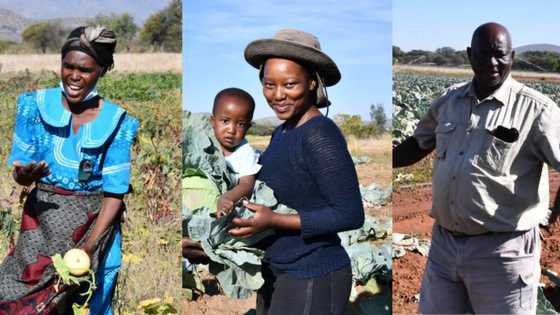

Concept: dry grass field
[[247, 133, 392, 188], [348, 134, 392, 188], [245, 134, 271, 151], [0, 53, 182, 73]]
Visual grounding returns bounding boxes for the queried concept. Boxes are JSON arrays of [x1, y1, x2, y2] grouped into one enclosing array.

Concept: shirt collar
[[462, 74, 514, 106], [36, 86, 126, 148], [232, 139, 248, 151]]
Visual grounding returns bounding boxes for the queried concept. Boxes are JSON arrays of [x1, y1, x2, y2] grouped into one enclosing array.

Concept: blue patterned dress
[[5, 86, 138, 315]]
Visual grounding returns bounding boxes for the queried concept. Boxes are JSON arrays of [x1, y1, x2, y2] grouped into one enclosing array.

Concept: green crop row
[[393, 73, 560, 142]]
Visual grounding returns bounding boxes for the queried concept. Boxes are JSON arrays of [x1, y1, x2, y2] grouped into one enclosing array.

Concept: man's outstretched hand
[[182, 238, 210, 264]]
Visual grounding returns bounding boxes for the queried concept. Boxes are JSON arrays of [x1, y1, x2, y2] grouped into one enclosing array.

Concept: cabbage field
[[393, 73, 560, 142]]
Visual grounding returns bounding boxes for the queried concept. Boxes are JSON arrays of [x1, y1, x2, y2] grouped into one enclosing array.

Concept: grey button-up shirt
[[414, 76, 560, 234]]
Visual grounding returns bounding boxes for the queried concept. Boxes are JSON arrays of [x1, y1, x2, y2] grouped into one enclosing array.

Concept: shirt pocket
[[434, 122, 456, 160], [475, 128, 514, 175]]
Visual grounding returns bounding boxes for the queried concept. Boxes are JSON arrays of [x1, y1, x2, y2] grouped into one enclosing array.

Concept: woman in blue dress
[[0, 26, 138, 315]]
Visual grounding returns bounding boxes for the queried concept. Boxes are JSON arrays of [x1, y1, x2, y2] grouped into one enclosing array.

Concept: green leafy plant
[[52, 253, 96, 315], [137, 297, 178, 314]]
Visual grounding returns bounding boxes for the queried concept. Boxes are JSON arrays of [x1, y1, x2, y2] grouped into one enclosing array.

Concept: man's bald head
[[471, 22, 512, 51], [467, 22, 514, 99]]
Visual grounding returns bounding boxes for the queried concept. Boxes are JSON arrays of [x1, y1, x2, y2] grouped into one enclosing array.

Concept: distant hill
[[254, 114, 388, 128], [0, 8, 88, 43], [331, 113, 376, 126], [253, 116, 282, 127], [394, 43, 560, 73], [515, 44, 560, 54], [0, 9, 30, 42], [47, 17, 90, 31]]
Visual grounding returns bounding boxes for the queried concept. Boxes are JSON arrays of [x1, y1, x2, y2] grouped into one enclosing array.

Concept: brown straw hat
[[244, 29, 341, 86]]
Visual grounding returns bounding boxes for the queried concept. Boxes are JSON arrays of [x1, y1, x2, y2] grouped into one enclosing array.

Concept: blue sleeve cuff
[[299, 206, 364, 239]]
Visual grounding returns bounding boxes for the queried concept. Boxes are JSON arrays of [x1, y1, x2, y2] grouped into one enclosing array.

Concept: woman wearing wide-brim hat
[[229, 29, 364, 315]]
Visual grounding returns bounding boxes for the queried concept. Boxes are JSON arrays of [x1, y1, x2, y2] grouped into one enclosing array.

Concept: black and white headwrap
[[61, 25, 117, 74]]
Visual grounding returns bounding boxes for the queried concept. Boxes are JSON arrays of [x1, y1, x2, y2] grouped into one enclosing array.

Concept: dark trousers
[[256, 264, 352, 315]]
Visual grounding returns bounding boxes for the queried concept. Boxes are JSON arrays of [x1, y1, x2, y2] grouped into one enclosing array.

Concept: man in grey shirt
[[394, 22, 560, 314]]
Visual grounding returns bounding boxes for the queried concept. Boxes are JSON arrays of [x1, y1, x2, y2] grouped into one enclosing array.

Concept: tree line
[[1, 0, 181, 54], [393, 45, 560, 73], [338, 103, 388, 138], [248, 104, 389, 138]]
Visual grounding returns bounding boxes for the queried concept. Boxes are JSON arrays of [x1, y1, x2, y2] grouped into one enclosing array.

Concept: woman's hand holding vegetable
[[229, 201, 301, 238]]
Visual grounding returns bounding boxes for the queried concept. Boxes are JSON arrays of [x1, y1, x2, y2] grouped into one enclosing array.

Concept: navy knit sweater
[[258, 115, 364, 279]]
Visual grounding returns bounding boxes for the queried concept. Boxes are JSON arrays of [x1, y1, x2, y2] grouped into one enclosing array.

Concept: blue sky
[[0, 0, 170, 25], [183, 0, 392, 120], [394, 1, 560, 51]]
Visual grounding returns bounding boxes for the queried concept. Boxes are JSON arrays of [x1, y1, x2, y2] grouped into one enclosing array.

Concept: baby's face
[[211, 96, 252, 154]]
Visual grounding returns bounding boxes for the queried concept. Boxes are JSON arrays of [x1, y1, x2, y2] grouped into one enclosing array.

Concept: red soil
[[392, 170, 560, 314]]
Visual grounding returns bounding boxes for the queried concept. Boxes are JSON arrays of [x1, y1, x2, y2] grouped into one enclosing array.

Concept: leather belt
[[36, 183, 101, 196]]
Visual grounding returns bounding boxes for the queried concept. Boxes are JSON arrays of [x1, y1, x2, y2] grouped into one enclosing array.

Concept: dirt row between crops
[[393, 171, 560, 314]]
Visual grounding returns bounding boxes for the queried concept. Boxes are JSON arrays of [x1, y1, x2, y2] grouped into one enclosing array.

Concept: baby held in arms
[[210, 88, 261, 216]]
